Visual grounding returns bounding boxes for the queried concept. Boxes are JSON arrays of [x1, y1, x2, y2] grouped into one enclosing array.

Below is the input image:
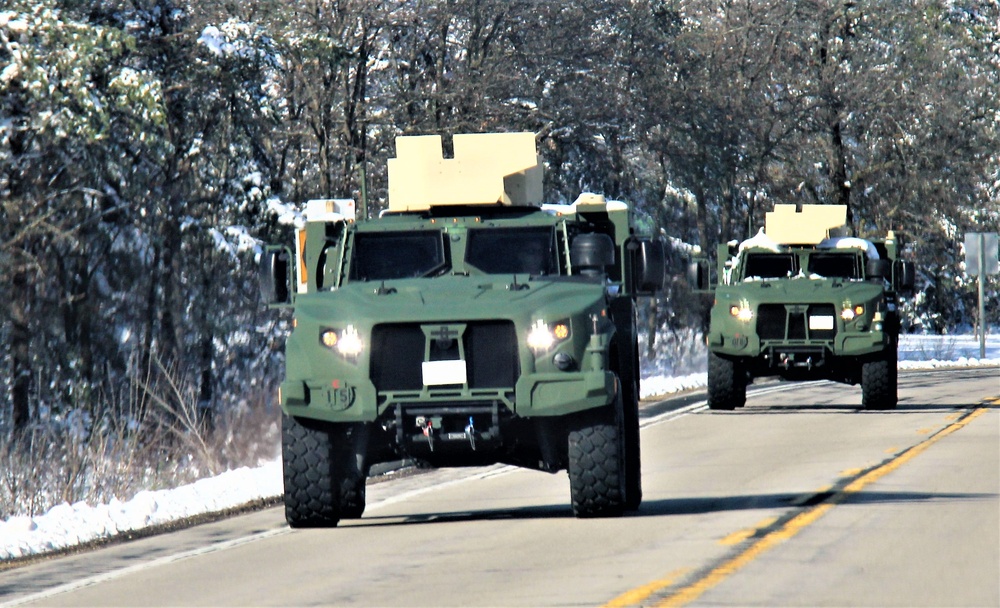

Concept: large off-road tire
[[282, 415, 366, 527], [609, 300, 643, 512], [622, 378, 642, 512], [568, 406, 626, 518], [862, 348, 897, 411], [340, 472, 367, 519], [707, 351, 747, 410]]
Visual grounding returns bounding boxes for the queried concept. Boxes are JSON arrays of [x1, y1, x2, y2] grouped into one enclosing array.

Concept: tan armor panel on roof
[[387, 132, 543, 211], [765, 204, 848, 245]]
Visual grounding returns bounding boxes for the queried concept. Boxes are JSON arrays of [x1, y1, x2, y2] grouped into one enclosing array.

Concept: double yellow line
[[605, 400, 997, 608]]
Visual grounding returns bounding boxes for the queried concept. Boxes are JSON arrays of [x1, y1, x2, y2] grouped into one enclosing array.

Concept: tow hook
[[464, 416, 477, 451], [416, 416, 435, 452]]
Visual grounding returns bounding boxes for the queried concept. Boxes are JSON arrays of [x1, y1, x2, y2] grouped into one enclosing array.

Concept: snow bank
[[0, 462, 281, 560]]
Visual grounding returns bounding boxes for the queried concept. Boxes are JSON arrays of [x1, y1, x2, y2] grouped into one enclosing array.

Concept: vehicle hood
[[716, 277, 885, 305], [294, 275, 607, 326]]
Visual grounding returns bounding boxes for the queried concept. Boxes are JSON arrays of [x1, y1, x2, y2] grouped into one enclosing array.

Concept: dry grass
[[0, 358, 280, 520]]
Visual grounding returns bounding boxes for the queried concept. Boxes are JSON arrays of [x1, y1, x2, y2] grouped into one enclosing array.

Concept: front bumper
[[280, 368, 617, 424]]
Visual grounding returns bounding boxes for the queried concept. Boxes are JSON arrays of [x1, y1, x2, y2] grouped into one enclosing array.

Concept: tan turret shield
[[387, 132, 543, 211], [764, 204, 848, 245]]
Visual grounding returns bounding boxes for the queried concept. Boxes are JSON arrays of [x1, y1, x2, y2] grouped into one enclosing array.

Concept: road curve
[[1, 368, 997, 607]]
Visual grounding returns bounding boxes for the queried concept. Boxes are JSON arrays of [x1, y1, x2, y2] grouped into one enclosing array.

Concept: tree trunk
[[11, 268, 32, 432]]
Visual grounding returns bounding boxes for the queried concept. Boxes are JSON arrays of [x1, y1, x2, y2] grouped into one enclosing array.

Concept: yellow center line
[[719, 517, 778, 546], [604, 404, 993, 608], [602, 569, 689, 608]]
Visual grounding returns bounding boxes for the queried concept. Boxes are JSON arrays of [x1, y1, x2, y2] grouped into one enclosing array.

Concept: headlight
[[527, 319, 570, 352], [320, 329, 339, 348], [337, 325, 363, 356], [840, 305, 864, 321], [320, 325, 364, 357], [729, 304, 754, 322]]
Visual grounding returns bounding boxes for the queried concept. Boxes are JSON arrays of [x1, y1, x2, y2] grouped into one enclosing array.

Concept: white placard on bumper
[[808, 315, 835, 330], [422, 360, 468, 386]]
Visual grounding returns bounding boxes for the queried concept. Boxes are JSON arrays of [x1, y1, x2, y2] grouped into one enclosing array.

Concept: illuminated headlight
[[840, 305, 864, 321], [527, 319, 570, 352], [337, 325, 363, 356], [729, 304, 754, 322], [320, 325, 364, 357]]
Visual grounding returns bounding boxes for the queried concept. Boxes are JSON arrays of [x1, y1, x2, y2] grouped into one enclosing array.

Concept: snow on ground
[[640, 333, 1000, 399], [1, 334, 997, 562]]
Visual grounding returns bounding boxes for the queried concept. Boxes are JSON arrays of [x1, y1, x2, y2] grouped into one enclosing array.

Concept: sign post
[[964, 232, 999, 359]]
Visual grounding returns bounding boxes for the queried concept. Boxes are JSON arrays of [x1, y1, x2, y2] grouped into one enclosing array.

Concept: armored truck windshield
[[348, 230, 448, 281], [741, 251, 863, 281], [346, 225, 561, 282], [742, 253, 796, 279], [466, 226, 558, 275], [807, 252, 861, 279]]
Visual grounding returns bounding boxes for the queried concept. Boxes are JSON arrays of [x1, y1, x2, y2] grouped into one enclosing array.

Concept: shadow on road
[[708, 400, 992, 414], [347, 488, 994, 528]]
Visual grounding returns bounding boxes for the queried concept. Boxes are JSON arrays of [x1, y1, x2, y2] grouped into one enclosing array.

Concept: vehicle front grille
[[465, 322, 519, 388], [756, 304, 837, 341], [370, 325, 425, 391], [370, 321, 519, 392], [757, 305, 787, 340]]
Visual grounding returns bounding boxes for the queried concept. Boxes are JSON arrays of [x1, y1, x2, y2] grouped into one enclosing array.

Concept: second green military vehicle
[[261, 133, 666, 526], [691, 204, 914, 411]]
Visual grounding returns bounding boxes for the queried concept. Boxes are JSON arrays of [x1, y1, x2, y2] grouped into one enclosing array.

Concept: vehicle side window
[[743, 253, 796, 279], [348, 231, 447, 281], [466, 227, 558, 275]]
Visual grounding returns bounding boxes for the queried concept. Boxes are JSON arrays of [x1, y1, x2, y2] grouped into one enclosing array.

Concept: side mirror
[[865, 259, 891, 281], [687, 259, 710, 291], [261, 246, 293, 306], [631, 238, 665, 295], [571, 233, 616, 277], [894, 260, 915, 292]]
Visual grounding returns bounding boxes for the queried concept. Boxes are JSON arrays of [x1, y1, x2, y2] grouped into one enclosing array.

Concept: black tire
[[568, 406, 626, 518], [708, 351, 746, 410], [282, 415, 365, 527], [609, 300, 643, 512], [340, 474, 367, 519], [622, 378, 642, 511], [862, 348, 897, 411]]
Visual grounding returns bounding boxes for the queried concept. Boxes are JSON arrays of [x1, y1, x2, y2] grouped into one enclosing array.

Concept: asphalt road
[[2, 368, 997, 607]]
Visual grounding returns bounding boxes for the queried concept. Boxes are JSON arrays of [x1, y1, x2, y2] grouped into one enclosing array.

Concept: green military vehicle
[[261, 133, 665, 526], [691, 204, 914, 411]]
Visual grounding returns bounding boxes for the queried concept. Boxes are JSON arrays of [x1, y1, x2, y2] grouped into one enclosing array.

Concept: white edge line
[[641, 381, 824, 429], [2, 466, 518, 606], [0, 527, 291, 607]]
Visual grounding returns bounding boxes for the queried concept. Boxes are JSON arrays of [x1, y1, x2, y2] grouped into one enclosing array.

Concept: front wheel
[[862, 348, 897, 411], [622, 379, 642, 512], [282, 415, 367, 527], [340, 475, 367, 519], [568, 405, 626, 518], [708, 351, 747, 410]]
